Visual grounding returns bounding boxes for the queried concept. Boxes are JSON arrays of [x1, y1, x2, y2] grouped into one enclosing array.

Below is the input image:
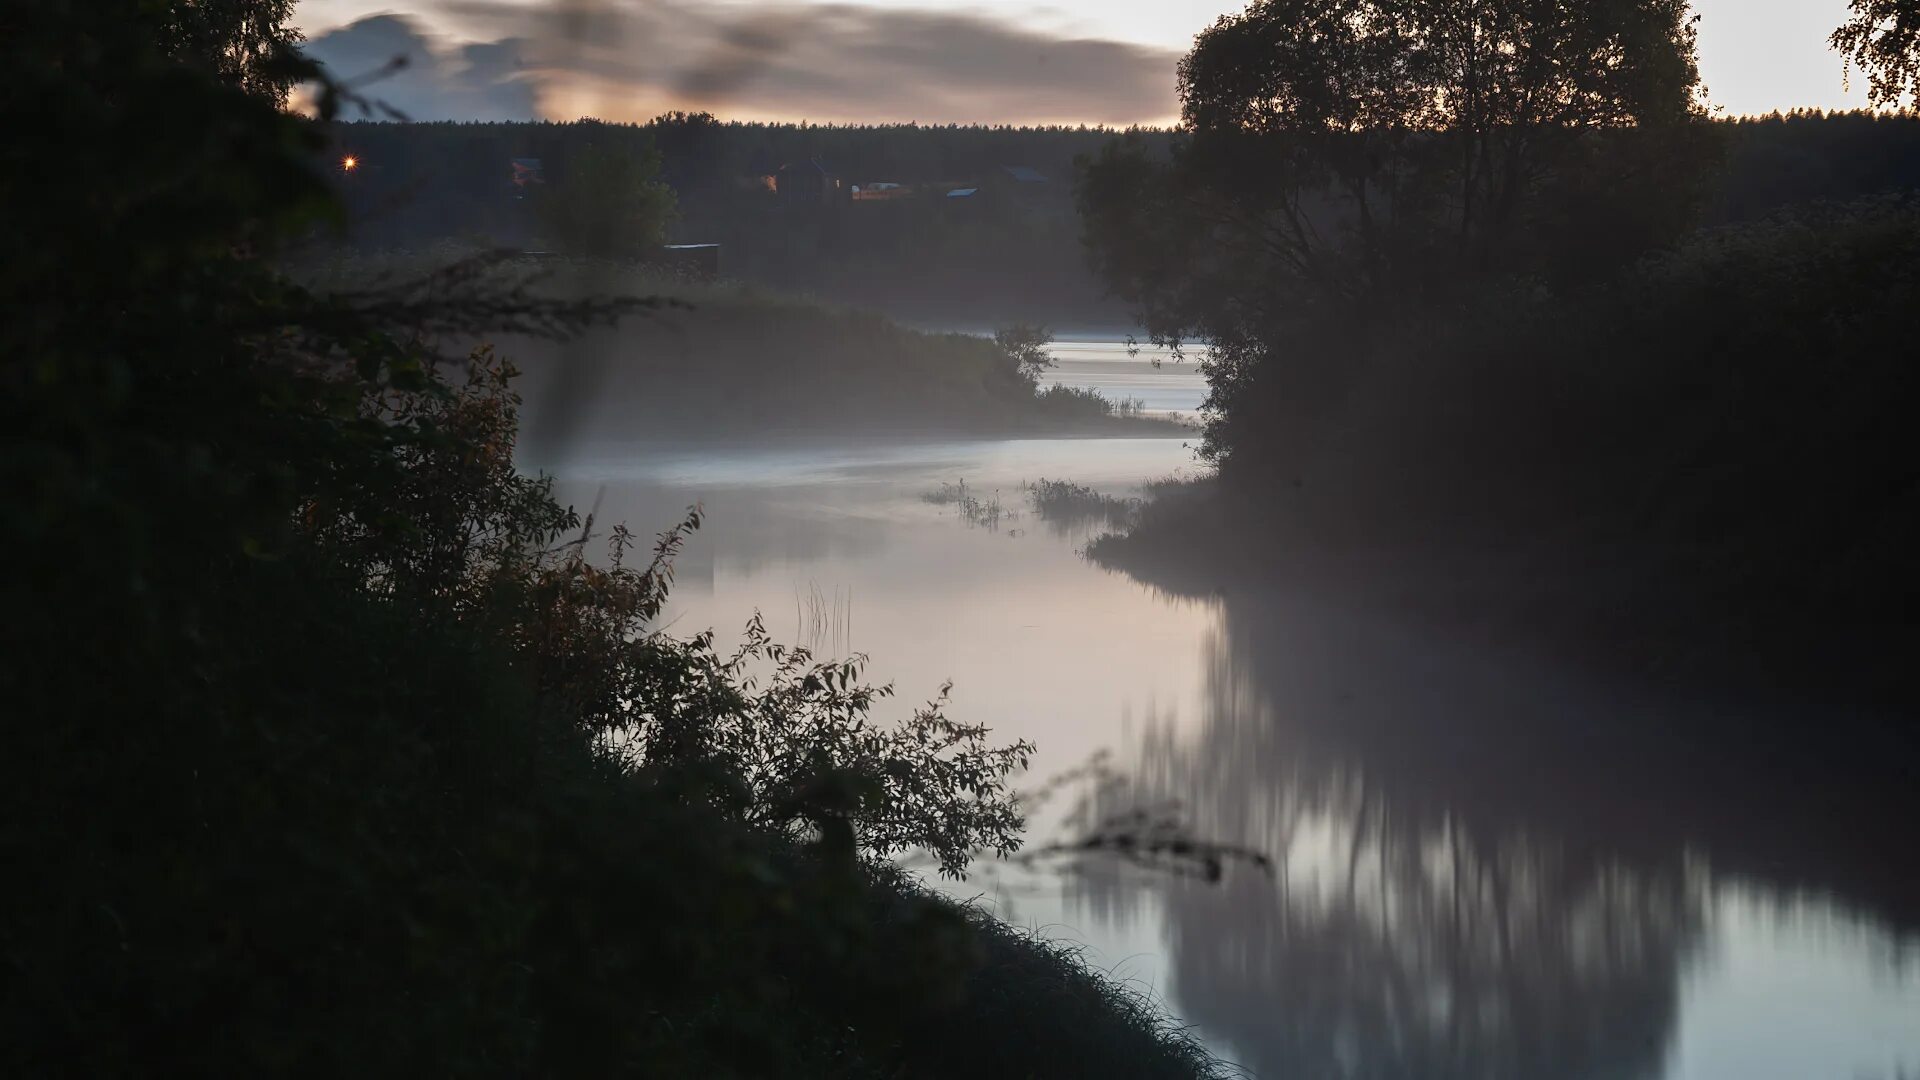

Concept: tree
[[1834, 0, 1920, 107], [995, 323, 1055, 384], [0, 4, 1237, 1075], [158, 0, 305, 104], [539, 139, 679, 257], [1079, 0, 1711, 461], [1085, 0, 1707, 306]]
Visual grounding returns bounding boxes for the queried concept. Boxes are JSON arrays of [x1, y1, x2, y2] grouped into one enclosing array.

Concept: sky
[[295, 0, 1882, 126]]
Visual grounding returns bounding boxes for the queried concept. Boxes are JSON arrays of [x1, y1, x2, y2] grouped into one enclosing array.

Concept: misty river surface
[[550, 348, 1920, 1079]]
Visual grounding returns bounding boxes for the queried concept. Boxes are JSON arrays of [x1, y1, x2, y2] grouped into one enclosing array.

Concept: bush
[[1, 8, 1224, 1075], [536, 139, 679, 257]]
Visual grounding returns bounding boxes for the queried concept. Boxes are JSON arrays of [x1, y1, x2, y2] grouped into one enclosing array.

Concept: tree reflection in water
[[1061, 588, 1843, 1080]]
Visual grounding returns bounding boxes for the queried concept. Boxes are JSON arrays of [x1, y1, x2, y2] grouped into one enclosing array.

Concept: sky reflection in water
[[550, 355, 1919, 1079]]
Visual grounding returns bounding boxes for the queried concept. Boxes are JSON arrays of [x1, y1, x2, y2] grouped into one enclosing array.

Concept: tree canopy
[[1079, 0, 1712, 460], [158, 0, 305, 104], [1833, 0, 1920, 107], [0, 2, 1228, 1075]]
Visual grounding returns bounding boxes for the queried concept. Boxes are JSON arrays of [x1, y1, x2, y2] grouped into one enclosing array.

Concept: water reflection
[[1075, 591, 1920, 1079], [540, 417, 1918, 1079], [1043, 339, 1208, 420]]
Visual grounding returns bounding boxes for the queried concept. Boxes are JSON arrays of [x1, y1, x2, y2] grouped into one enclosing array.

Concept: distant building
[[776, 158, 845, 209], [658, 243, 721, 280], [992, 165, 1055, 203], [852, 181, 913, 202], [510, 157, 544, 193]]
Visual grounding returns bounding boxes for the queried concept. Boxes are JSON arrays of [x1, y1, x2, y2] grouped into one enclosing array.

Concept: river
[[551, 345, 1920, 1079]]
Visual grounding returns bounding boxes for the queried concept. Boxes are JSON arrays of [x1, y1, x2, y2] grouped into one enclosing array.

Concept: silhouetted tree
[[994, 323, 1055, 384], [159, 0, 304, 104], [1834, 0, 1920, 107], [1079, 0, 1711, 462]]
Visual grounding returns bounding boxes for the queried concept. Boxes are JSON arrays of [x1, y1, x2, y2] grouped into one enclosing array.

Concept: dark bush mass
[[0, 5, 1221, 1076]]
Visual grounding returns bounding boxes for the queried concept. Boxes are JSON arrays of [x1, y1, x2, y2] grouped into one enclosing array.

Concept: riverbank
[[569, 427, 1920, 1075], [1087, 202, 1920, 715], [292, 248, 1192, 441], [1076, 474, 1920, 932], [1095, 467, 1915, 706], [12, 34, 1223, 1063]]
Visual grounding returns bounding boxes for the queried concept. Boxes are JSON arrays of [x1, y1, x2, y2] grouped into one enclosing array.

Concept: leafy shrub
[[536, 139, 679, 257], [1, 6, 1223, 1076]]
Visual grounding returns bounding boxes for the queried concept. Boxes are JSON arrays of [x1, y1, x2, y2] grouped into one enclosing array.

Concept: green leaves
[[535, 141, 680, 258]]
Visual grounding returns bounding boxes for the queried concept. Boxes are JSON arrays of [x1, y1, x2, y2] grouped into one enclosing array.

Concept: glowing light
[[342, 156, 359, 172]]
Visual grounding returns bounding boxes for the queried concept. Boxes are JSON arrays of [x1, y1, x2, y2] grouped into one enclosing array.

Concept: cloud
[[322, 1, 1182, 126], [302, 14, 540, 121]]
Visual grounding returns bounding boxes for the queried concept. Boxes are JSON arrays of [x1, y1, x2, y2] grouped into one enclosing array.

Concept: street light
[[342, 155, 359, 172]]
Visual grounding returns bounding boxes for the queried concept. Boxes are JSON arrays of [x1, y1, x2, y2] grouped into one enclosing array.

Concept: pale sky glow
[[296, 0, 1881, 124]]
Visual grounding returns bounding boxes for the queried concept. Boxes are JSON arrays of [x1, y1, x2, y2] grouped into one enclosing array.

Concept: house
[[776, 158, 845, 209], [510, 157, 544, 194], [991, 165, 1055, 203]]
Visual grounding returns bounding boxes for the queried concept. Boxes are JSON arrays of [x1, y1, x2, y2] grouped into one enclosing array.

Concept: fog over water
[[548, 348, 1920, 1079]]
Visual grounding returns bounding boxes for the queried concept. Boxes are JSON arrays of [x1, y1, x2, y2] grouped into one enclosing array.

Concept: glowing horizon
[[294, 0, 1887, 127]]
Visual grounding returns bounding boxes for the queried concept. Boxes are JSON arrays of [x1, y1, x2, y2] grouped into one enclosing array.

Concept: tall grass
[[795, 580, 854, 656], [1027, 479, 1144, 531], [924, 479, 1020, 530]]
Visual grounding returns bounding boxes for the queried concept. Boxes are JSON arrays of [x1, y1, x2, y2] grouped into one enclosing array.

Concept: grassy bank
[[297, 248, 1187, 440]]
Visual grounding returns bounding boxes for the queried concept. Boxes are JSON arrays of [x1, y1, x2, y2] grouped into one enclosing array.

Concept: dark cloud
[[302, 14, 539, 121], [420, 0, 1181, 125]]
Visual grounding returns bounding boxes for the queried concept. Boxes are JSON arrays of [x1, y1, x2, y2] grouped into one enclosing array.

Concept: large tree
[[157, 0, 305, 104], [1079, 0, 1710, 459], [1833, 0, 1920, 107]]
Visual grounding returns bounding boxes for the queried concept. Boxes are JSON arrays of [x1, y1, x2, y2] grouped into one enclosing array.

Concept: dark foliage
[[317, 106, 1920, 329], [322, 117, 1170, 323], [1099, 201, 1920, 705], [534, 140, 679, 257], [1, 5, 1225, 1076], [1833, 0, 1920, 107], [1084, 0, 1710, 339], [1076, 0, 1920, 710]]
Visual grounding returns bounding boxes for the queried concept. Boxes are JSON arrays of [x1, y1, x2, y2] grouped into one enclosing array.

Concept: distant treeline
[[328, 116, 1173, 324], [1706, 111, 1920, 221], [323, 112, 1920, 323], [330, 114, 1171, 211]]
